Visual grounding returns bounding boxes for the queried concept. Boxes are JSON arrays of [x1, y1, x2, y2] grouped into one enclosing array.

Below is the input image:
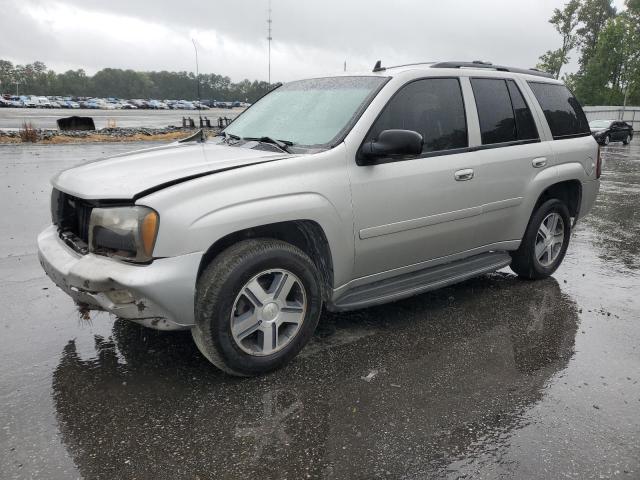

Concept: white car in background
[[23, 96, 38, 107], [36, 96, 52, 108]]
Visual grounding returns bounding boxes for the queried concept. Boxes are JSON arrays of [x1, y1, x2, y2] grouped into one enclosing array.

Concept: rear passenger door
[[467, 77, 554, 245]]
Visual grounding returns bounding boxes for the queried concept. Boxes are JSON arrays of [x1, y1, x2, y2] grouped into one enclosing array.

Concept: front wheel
[[603, 134, 611, 146], [623, 134, 631, 145], [510, 199, 571, 280], [192, 239, 323, 376]]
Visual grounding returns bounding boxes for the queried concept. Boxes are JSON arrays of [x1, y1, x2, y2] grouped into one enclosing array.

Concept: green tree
[[0, 59, 14, 93], [0, 58, 273, 102], [576, 0, 617, 72], [537, 0, 581, 78], [574, 13, 640, 104]]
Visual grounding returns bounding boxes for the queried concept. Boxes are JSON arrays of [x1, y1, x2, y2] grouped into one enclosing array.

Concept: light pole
[[267, 0, 272, 85]]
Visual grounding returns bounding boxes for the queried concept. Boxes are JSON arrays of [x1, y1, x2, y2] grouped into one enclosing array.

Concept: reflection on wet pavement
[[50, 275, 577, 479], [1, 142, 639, 479]]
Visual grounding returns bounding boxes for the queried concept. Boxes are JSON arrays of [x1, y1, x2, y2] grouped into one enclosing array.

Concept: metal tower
[[267, 0, 272, 85]]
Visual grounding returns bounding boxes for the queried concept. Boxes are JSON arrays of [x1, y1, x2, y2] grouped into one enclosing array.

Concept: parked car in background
[[23, 96, 38, 107], [36, 96, 52, 108], [148, 100, 169, 110], [38, 61, 600, 376], [589, 119, 634, 145]]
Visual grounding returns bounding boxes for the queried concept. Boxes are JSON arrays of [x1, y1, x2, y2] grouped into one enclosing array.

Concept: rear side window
[[471, 78, 539, 145], [367, 78, 468, 154], [471, 78, 517, 144], [528, 82, 590, 139], [506, 80, 538, 140]]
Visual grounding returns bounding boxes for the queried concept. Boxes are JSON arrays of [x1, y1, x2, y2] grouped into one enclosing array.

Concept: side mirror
[[360, 129, 423, 162]]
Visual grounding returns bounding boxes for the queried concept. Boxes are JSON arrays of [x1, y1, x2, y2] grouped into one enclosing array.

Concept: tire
[[623, 134, 631, 145], [510, 199, 571, 280], [192, 238, 323, 376], [603, 134, 611, 146]]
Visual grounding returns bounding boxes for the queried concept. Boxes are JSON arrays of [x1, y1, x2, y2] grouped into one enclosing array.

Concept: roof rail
[[430, 61, 554, 79]]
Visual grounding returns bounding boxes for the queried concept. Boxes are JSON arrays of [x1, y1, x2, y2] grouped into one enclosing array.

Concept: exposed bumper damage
[[37, 225, 202, 330]]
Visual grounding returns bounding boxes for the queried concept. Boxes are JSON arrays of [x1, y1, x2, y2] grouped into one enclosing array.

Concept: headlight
[[88, 206, 159, 263]]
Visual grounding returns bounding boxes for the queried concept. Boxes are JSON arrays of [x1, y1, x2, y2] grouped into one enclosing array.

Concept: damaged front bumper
[[37, 225, 202, 330]]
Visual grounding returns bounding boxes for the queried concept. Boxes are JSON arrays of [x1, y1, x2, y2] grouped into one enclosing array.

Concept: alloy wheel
[[230, 269, 307, 356], [535, 212, 565, 267]]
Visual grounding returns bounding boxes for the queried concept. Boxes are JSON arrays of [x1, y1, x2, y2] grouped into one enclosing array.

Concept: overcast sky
[[0, 0, 628, 82]]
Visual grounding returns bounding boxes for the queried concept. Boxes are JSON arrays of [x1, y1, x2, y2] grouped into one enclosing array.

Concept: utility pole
[[267, 0, 272, 85], [14, 80, 20, 96], [344, 60, 347, 72]]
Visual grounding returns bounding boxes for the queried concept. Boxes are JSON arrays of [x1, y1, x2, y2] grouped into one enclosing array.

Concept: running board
[[331, 251, 512, 311]]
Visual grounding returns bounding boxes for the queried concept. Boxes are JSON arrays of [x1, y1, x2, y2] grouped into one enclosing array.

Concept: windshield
[[589, 120, 612, 128], [224, 76, 387, 148]]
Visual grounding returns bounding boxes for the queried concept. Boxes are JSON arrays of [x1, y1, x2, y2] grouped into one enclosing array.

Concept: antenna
[[267, 0, 272, 85], [191, 38, 205, 141]]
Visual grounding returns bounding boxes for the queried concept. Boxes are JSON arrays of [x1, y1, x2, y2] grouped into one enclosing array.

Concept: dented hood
[[52, 142, 288, 200]]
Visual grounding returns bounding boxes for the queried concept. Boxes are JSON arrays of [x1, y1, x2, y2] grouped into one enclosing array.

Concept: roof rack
[[430, 61, 554, 79]]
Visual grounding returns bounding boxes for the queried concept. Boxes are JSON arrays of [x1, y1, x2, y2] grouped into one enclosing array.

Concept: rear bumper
[[37, 225, 202, 330], [579, 179, 600, 221]]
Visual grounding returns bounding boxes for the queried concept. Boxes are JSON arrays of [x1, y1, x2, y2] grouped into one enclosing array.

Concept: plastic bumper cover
[[37, 225, 202, 330]]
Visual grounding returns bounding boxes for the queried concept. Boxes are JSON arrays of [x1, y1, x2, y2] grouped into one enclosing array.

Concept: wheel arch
[[533, 179, 582, 220], [197, 220, 334, 301]]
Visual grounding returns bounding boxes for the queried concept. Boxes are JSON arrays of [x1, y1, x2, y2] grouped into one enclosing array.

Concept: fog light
[[106, 289, 135, 304]]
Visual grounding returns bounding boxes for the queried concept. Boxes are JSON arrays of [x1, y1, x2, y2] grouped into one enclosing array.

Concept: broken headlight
[[88, 206, 159, 263]]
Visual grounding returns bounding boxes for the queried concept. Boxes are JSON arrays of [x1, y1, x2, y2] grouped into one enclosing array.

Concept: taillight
[[596, 145, 602, 179]]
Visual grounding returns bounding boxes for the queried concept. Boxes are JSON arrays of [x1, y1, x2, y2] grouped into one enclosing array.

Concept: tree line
[[537, 0, 640, 106], [0, 61, 271, 102]]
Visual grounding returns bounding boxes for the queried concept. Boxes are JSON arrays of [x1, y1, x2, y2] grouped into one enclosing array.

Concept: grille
[[51, 189, 93, 252]]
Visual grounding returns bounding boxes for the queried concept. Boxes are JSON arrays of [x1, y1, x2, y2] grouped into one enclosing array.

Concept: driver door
[[348, 77, 486, 278]]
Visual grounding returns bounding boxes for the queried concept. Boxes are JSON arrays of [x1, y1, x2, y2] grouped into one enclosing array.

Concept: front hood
[[590, 128, 606, 134], [52, 142, 289, 200]]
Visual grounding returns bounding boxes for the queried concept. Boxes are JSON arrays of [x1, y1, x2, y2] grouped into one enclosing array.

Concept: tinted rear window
[[528, 82, 590, 139], [507, 80, 538, 140], [367, 78, 468, 153], [471, 78, 516, 144], [471, 78, 539, 145]]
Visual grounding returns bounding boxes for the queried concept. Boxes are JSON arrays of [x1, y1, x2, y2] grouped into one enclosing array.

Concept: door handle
[[454, 168, 474, 181], [532, 157, 547, 168]]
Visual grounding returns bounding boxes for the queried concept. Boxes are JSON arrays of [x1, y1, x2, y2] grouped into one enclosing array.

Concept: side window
[[471, 78, 517, 144], [528, 82, 590, 139], [367, 78, 468, 154], [506, 80, 539, 140]]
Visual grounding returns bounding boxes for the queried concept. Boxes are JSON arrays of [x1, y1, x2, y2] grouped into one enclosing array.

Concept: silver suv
[[38, 61, 601, 376]]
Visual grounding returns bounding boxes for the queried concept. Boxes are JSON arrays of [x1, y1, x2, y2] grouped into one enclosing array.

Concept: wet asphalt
[[0, 141, 639, 480]]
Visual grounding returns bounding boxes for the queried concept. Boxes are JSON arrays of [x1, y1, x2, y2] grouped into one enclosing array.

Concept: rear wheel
[[623, 134, 631, 145], [192, 239, 323, 376], [510, 199, 571, 280]]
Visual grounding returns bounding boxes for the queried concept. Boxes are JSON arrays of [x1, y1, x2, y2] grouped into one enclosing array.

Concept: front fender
[[140, 147, 355, 287]]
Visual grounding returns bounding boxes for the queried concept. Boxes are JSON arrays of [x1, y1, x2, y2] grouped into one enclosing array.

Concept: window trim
[[357, 138, 541, 166], [356, 76, 469, 166], [527, 81, 591, 141]]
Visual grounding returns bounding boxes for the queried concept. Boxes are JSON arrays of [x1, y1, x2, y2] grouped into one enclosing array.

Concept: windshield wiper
[[243, 136, 293, 153], [220, 131, 241, 142]]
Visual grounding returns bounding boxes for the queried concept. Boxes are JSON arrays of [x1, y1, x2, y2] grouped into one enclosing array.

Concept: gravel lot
[[1, 141, 639, 479], [0, 107, 242, 130]]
